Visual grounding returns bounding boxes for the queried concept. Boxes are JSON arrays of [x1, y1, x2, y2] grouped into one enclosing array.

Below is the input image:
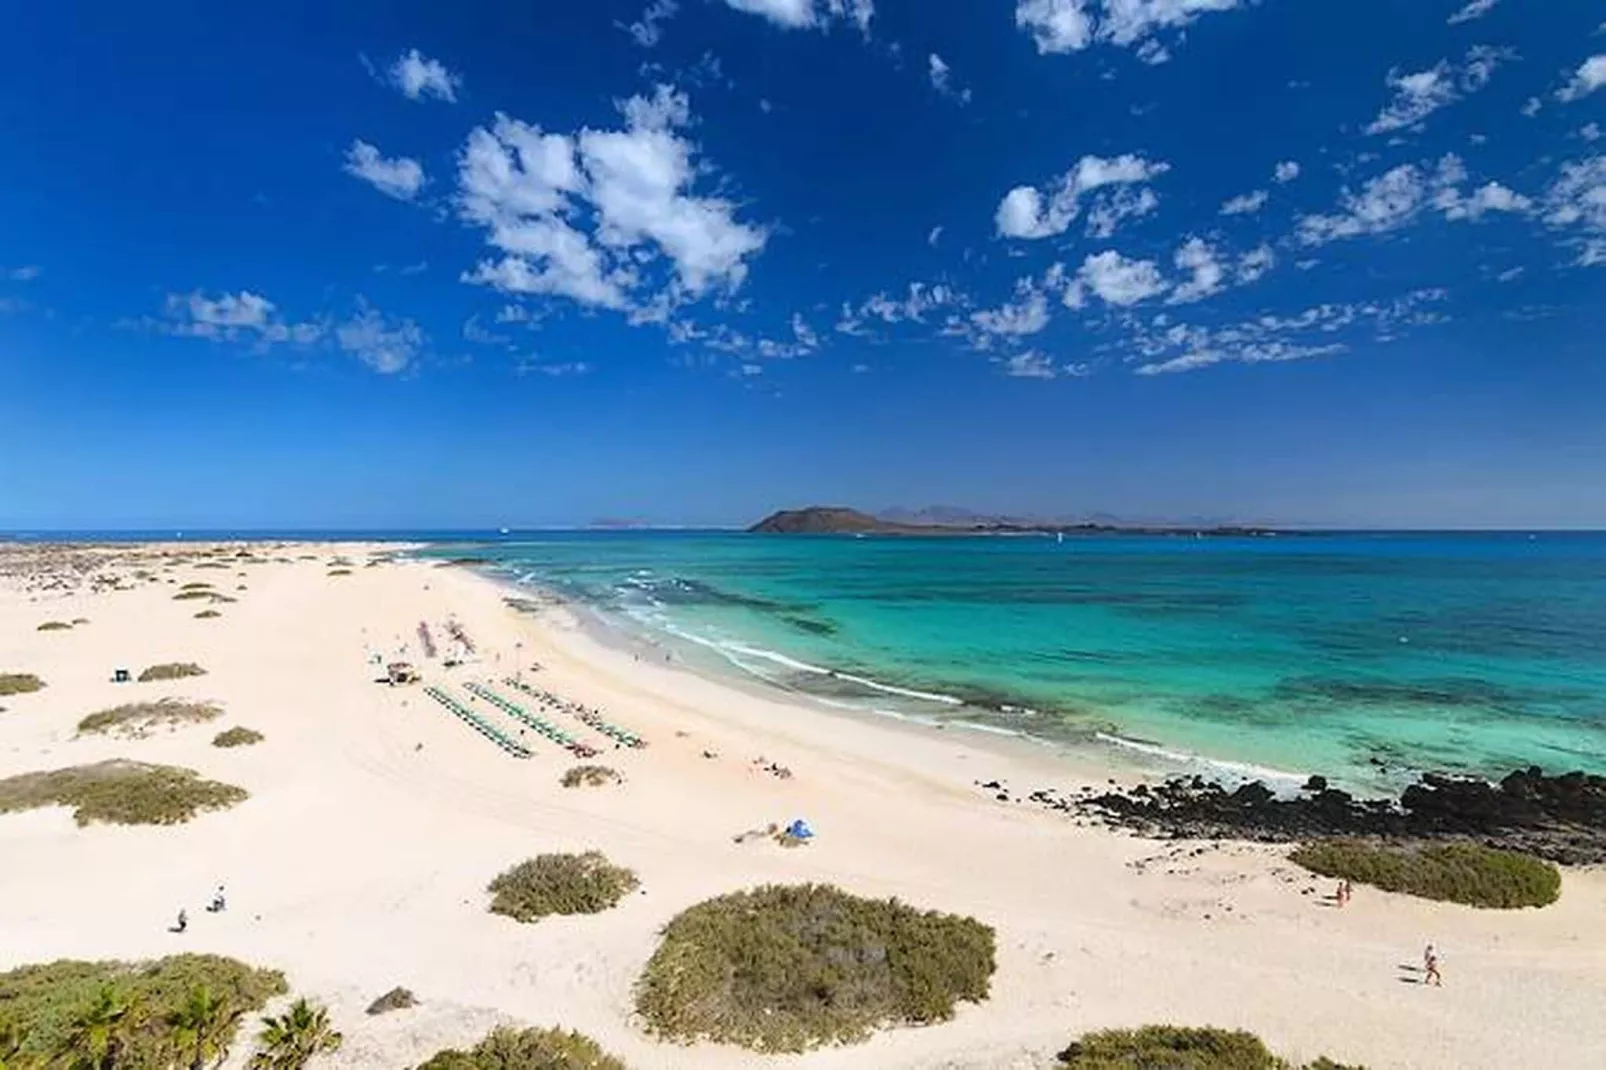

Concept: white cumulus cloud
[[1066, 250, 1168, 308], [344, 140, 427, 201], [457, 85, 768, 317], [161, 290, 324, 346], [625, 0, 679, 47], [1296, 155, 1513, 244], [1016, 0, 1242, 58], [996, 153, 1169, 239], [1273, 160, 1300, 184], [389, 48, 461, 103]]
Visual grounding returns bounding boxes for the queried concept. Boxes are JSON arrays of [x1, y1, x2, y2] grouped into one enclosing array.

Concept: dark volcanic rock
[[1047, 767, 1606, 865]]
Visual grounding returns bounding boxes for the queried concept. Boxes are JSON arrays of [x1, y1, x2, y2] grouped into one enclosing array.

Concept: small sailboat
[[499, 527, 510, 535]]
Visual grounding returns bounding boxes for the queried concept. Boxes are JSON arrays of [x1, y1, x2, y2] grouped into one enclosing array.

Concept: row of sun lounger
[[502, 676, 647, 749], [464, 682, 600, 758], [423, 685, 531, 758]]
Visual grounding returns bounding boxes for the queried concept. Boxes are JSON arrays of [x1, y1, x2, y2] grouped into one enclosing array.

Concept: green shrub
[[1289, 840, 1560, 909], [487, 852, 640, 924], [635, 883, 996, 1052], [0, 674, 44, 697], [78, 699, 222, 737], [195, 610, 222, 620], [0, 954, 286, 1067], [560, 765, 621, 788], [71, 618, 90, 626], [212, 727, 264, 748], [417, 1026, 627, 1070], [179, 582, 213, 590], [0, 760, 248, 826], [35, 622, 71, 632], [173, 590, 213, 601], [1055, 1025, 1364, 1069], [326, 569, 352, 577], [137, 662, 207, 683]]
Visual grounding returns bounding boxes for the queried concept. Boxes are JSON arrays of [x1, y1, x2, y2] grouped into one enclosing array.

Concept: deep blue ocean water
[[417, 531, 1606, 790]]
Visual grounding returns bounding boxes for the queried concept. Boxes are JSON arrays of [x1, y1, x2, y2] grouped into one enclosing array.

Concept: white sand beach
[[2, 545, 1603, 1069]]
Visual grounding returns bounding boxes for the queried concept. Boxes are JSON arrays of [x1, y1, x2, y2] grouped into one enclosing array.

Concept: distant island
[[748, 506, 1289, 538]]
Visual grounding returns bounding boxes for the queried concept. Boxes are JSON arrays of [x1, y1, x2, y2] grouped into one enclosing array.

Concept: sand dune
[[2, 544, 1603, 1069]]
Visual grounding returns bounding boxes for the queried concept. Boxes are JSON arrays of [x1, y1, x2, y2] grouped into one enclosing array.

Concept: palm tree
[[163, 985, 243, 1070], [57, 985, 137, 1070], [248, 999, 342, 1070]]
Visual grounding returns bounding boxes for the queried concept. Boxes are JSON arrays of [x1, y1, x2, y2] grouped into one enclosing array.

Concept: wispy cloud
[[389, 48, 461, 103], [1365, 46, 1510, 135], [928, 54, 972, 104], [1296, 154, 1528, 245], [719, 0, 873, 34], [1556, 55, 1606, 103], [1447, 0, 1500, 25], [624, 0, 678, 47], [158, 290, 324, 347], [344, 140, 427, 201], [1541, 155, 1606, 265], [1273, 161, 1301, 184], [1130, 289, 1448, 375], [1220, 189, 1269, 215], [335, 298, 426, 374], [996, 154, 1169, 240], [5, 265, 40, 282]]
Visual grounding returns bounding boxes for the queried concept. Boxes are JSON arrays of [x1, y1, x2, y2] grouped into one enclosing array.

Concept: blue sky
[[2, 0, 1604, 529]]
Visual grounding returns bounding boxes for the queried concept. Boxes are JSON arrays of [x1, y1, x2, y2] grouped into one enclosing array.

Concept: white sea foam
[[1094, 731, 1307, 786]]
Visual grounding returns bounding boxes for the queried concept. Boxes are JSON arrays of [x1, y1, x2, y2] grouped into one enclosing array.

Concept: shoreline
[[4, 542, 1606, 1069]]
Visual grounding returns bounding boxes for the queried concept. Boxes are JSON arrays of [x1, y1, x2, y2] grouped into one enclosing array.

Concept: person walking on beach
[[1424, 943, 1442, 987]]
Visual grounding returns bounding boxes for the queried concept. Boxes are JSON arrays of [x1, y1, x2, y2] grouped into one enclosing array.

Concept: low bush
[[137, 662, 207, 683], [1055, 1026, 1364, 1069], [212, 727, 264, 748], [173, 590, 213, 601], [0, 953, 285, 1067], [560, 765, 621, 788], [35, 621, 71, 632], [364, 986, 417, 1016], [417, 1027, 628, 1070], [179, 582, 213, 590], [195, 610, 222, 620], [0, 674, 44, 697], [1289, 839, 1560, 909], [0, 760, 248, 825], [78, 698, 222, 737], [487, 852, 640, 923], [71, 618, 90, 626], [635, 883, 996, 1052], [327, 569, 353, 577]]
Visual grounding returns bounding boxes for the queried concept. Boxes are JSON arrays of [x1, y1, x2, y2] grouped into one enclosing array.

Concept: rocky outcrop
[[990, 766, 1606, 865], [748, 507, 902, 534]]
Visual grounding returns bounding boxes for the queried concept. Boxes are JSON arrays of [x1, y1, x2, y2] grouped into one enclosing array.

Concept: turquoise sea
[[435, 531, 1606, 790]]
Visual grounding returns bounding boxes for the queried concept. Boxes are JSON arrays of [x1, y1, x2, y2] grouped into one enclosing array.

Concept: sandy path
[[1, 545, 1602, 1069]]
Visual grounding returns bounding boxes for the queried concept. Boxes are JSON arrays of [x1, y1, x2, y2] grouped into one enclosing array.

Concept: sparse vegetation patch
[[1055, 1026, 1364, 1069], [78, 698, 222, 737], [561, 765, 622, 788], [635, 883, 996, 1052], [36, 621, 72, 631], [364, 987, 417, 1016], [1289, 839, 1561, 909], [212, 727, 264, 748], [195, 610, 222, 619], [0, 673, 44, 697], [0, 760, 248, 825], [487, 852, 640, 924], [137, 662, 207, 683], [417, 1027, 628, 1070]]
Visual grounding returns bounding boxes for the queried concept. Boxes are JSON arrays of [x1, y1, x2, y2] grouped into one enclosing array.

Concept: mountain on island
[[748, 505, 1290, 538]]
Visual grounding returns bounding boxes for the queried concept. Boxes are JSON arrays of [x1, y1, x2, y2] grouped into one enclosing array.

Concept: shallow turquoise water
[[441, 532, 1606, 788]]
